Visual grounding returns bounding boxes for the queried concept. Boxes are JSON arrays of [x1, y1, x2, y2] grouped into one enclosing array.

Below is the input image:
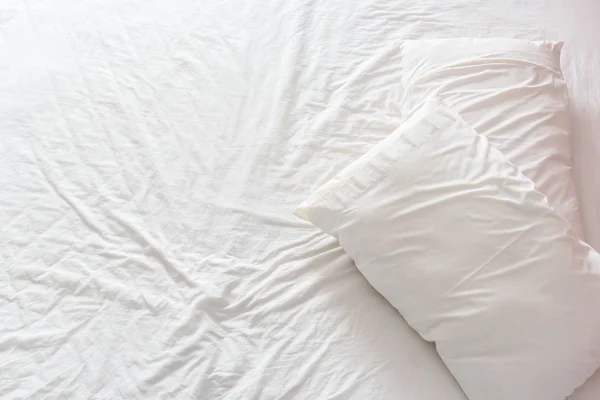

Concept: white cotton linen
[[295, 98, 600, 400], [1, 0, 600, 399], [400, 38, 584, 236]]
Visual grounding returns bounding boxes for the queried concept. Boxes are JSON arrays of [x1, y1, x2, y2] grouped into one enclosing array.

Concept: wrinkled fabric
[[400, 39, 583, 236], [296, 98, 600, 400], [1, 0, 599, 399]]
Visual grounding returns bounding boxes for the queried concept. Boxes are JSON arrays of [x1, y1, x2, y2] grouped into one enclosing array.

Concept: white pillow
[[294, 98, 600, 400], [400, 38, 584, 237]]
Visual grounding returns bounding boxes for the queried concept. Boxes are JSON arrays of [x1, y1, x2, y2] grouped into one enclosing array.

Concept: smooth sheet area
[[1, 1, 599, 399]]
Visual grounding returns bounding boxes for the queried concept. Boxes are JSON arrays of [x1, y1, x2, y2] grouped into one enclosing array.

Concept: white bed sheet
[[1, 0, 599, 399]]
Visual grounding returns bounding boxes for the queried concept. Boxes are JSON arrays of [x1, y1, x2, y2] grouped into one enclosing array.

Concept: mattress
[[1, 0, 599, 399]]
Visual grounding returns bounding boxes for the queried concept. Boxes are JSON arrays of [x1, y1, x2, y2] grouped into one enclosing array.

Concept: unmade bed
[[1, 0, 599, 399]]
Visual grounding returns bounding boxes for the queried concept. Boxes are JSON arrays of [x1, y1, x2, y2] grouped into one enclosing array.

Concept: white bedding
[[1, 0, 599, 399]]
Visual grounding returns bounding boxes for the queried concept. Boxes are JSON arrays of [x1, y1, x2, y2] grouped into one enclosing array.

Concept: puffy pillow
[[400, 38, 584, 237], [295, 98, 600, 400]]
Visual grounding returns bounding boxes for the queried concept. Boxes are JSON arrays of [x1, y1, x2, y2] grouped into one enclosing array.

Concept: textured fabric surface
[[400, 38, 583, 236], [296, 98, 600, 400], [1, 0, 599, 399]]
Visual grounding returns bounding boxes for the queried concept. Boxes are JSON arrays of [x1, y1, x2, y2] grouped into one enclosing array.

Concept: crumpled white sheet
[[1, 0, 599, 399]]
